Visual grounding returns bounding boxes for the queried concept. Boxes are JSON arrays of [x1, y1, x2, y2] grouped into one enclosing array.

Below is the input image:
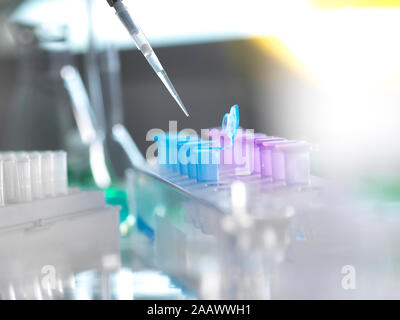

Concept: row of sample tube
[[155, 129, 312, 185], [0, 151, 68, 206], [155, 134, 220, 182]]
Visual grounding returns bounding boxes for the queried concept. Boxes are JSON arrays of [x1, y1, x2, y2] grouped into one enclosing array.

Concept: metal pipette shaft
[[107, 0, 189, 116]]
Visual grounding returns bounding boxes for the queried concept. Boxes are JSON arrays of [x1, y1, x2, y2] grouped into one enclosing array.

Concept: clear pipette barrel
[[112, 0, 189, 117]]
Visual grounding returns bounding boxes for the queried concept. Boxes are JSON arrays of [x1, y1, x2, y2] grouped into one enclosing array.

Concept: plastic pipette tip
[[157, 70, 190, 117], [174, 93, 190, 117]]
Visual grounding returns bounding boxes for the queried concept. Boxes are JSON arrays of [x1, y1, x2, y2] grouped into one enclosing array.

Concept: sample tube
[[177, 136, 199, 175], [207, 128, 233, 167], [259, 139, 287, 179], [168, 134, 179, 172], [154, 133, 177, 171], [177, 139, 190, 175], [270, 141, 297, 182], [0, 159, 4, 207], [194, 145, 220, 182], [0, 150, 69, 204], [53, 151, 68, 195], [28, 152, 44, 199], [185, 140, 206, 179], [41, 151, 55, 197], [15, 155, 32, 203], [3, 155, 17, 204], [253, 134, 272, 173], [277, 142, 311, 185], [232, 131, 251, 168]]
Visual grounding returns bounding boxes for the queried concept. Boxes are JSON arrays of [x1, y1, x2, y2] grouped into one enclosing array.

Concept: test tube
[[194, 146, 220, 182], [3, 154, 18, 204], [231, 130, 265, 171], [0, 150, 69, 204], [186, 140, 211, 179], [154, 134, 169, 170], [15, 155, 32, 203], [177, 137, 200, 175], [177, 139, 191, 175], [259, 139, 288, 179], [169, 135, 179, 172], [257, 137, 285, 177], [231, 131, 246, 167], [28, 152, 44, 200], [181, 140, 198, 179], [41, 151, 55, 197], [0, 159, 4, 207], [53, 151, 68, 195], [177, 140, 189, 175], [270, 141, 297, 182], [233, 132, 269, 174], [253, 135, 276, 173], [155, 133, 179, 171], [205, 128, 234, 167], [276, 142, 311, 185]]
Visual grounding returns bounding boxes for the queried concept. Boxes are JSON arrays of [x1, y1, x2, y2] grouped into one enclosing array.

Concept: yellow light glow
[[256, 3, 400, 87], [253, 36, 313, 80], [253, 1, 400, 179], [310, 0, 400, 8]]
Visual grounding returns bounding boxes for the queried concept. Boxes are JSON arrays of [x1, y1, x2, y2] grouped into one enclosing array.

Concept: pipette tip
[[175, 96, 190, 117], [157, 69, 190, 117], [111, 1, 189, 116]]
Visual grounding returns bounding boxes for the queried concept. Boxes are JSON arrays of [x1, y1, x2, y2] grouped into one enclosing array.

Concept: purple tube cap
[[235, 132, 266, 141], [255, 136, 284, 145], [260, 140, 295, 149], [274, 141, 311, 152]]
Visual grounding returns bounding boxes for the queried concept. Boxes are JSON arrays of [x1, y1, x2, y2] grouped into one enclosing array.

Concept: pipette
[[106, 0, 189, 117]]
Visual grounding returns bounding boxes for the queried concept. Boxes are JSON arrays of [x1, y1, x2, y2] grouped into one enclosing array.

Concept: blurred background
[[0, 0, 400, 199]]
